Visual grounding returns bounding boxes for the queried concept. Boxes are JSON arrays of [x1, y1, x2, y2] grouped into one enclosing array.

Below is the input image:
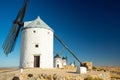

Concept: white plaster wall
[[54, 58, 62, 68], [20, 28, 53, 68], [62, 59, 66, 66]]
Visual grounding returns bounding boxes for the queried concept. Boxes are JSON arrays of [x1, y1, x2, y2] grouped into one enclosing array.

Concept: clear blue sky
[[0, 0, 120, 67]]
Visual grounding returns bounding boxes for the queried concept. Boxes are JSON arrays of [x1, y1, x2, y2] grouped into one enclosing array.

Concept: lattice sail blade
[[2, 24, 20, 55], [2, 0, 28, 55], [15, 0, 28, 22]]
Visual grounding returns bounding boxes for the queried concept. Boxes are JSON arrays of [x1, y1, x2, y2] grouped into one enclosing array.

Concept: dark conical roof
[[62, 57, 66, 60], [54, 54, 61, 58]]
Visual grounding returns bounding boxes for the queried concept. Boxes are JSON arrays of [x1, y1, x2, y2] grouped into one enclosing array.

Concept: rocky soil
[[0, 67, 111, 80]]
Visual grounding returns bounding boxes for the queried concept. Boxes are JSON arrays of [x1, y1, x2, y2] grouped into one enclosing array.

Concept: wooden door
[[34, 56, 40, 67], [57, 64, 59, 68]]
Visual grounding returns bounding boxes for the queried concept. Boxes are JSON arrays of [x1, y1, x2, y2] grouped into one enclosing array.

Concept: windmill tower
[[20, 17, 54, 68], [2, 0, 53, 68], [54, 54, 62, 68]]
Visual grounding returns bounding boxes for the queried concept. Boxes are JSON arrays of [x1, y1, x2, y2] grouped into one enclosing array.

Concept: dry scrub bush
[[84, 76, 103, 80]]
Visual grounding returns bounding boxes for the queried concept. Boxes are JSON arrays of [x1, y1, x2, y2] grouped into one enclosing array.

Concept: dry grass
[[93, 66, 120, 79], [84, 76, 103, 80], [0, 66, 111, 80]]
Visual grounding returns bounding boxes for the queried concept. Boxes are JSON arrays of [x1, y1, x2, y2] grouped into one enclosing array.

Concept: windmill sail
[[54, 34, 83, 66], [15, 0, 28, 23], [2, 0, 28, 55]]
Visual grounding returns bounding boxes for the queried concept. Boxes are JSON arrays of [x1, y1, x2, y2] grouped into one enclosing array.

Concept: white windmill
[[2, 0, 53, 68], [20, 16, 54, 68]]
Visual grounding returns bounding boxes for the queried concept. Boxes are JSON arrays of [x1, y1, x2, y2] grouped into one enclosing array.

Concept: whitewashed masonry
[[20, 16, 54, 68]]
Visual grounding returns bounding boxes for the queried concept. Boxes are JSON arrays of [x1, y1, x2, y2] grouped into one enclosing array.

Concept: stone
[[20, 68, 23, 73], [76, 66, 87, 74], [82, 62, 92, 70], [28, 74, 33, 78], [12, 76, 20, 80], [53, 74, 57, 80]]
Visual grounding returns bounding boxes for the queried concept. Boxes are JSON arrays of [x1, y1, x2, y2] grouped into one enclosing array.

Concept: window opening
[[35, 44, 39, 48], [33, 30, 36, 33]]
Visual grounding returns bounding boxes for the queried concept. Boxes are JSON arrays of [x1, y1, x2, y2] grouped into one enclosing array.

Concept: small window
[[33, 30, 36, 33], [35, 44, 39, 48]]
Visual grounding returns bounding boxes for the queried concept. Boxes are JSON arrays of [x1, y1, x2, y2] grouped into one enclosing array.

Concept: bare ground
[[0, 67, 111, 80]]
